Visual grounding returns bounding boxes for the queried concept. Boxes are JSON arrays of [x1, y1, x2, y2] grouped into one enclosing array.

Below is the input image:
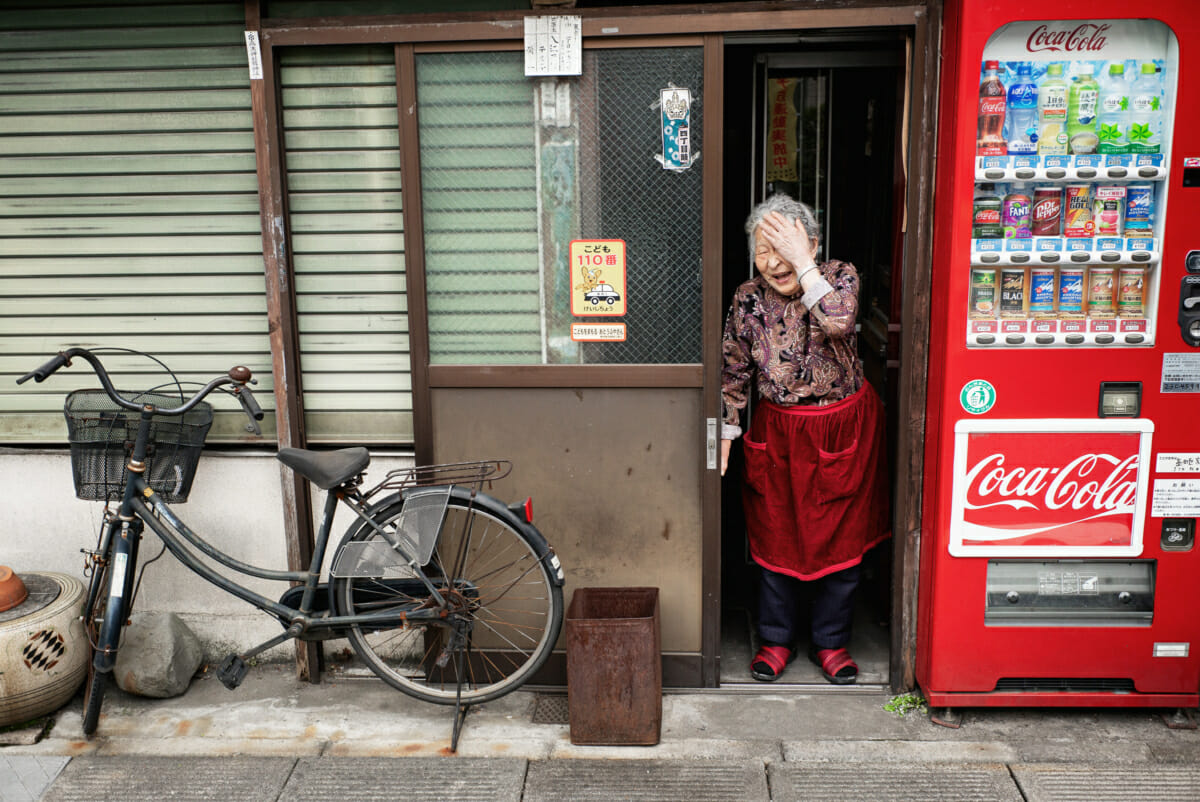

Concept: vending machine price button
[[980, 156, 1009, 169], [1136, 154, 1164, 167], [1036, 238, 1062, 252], [1011, 155, 1038, 170], [1066, 239, 1092, 252], [974, 239, 1003, 252], [1100, 252, 1122, 263], [1097, 238, 1123, 252], [1125, 237, 1154, 251], [1075, 155, 1103, 169], [1091, 320, 1117, 333], [1096, 334, 1116, 344], [1005, 239, 1032, 252], [1043, 155, 1071, 169], [1035, 334, 1055, 344], [1040, 253, 1061, 263], [1105, 155, 1132, 168]]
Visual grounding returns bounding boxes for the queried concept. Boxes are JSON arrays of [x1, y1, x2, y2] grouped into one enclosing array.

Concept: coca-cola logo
[[979, 97, 1005, 114], [1033, 199, 1061, 220], [975, 210, 1001, 223], [964, 452, 1138, 516], [952, 426, 1148, 553], [1026, 23, 1110, 53]]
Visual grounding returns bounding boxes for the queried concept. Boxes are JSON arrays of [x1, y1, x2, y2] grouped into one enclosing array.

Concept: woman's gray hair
[[744, 194, 820, 263]]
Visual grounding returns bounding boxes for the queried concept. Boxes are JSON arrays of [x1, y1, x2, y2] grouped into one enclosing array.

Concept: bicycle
[[17, 347, 565, 748]]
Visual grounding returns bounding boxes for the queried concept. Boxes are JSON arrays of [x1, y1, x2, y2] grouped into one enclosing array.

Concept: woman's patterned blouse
[[720, 259, 864, 434]]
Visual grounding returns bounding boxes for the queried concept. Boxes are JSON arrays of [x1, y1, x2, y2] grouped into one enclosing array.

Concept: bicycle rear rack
[[361, 459, 512, 502]]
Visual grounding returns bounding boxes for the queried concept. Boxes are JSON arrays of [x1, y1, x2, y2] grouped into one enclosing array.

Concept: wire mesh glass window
[[417, 47, 703, 365]]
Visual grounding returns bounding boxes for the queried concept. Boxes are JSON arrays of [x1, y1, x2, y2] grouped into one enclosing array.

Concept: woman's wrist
[[796, 263, 819, 283]]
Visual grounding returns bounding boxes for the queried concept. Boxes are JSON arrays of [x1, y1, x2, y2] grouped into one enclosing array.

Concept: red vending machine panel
[[919, 1, 1200, 710]]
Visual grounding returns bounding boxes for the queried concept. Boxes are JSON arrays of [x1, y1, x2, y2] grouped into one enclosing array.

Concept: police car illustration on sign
[[584, 284, 621, 305]]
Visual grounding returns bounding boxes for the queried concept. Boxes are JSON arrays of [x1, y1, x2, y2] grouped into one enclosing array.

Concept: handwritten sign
[[524, 16, 582, 77]]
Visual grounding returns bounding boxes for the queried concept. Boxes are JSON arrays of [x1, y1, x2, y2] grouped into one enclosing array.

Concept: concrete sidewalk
[[3, 664, 1200, 800]]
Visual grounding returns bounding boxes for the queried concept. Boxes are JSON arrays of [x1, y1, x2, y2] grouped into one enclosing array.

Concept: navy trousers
[[756, 563, 860, 650]]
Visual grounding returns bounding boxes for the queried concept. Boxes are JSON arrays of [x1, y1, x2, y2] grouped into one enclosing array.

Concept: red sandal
[[809, 646, 858, 685], [750, 644, 794, 682]]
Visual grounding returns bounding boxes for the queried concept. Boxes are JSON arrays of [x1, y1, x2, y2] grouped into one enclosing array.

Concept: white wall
[[0, 448, 414, 662]]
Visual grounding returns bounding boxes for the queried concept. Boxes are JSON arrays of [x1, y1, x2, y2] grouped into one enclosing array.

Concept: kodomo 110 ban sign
[[949, 418, 1153, 556]]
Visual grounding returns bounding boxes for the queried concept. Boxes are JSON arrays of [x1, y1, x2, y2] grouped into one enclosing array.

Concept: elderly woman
[[720, 194, 889, 684]]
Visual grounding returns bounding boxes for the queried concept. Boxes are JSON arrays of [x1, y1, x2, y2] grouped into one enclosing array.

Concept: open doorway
[[719, 30, 908, 687]]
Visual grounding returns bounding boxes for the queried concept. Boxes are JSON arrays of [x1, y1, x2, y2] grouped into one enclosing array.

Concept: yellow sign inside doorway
[[570, 239, 627, 317]]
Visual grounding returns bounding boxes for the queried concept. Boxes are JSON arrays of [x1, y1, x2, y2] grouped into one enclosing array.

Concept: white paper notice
[[1161, 353, 1200, 393], [1152, 479, 1200, 517], [1157, 453, 1200, 473], [524, 16, 582, 77], [245, 31, 263, 80]]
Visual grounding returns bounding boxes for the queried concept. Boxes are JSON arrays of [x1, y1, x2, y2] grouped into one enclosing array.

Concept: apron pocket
[[815, 438, 862, 503], [742, 435, 769, 496]]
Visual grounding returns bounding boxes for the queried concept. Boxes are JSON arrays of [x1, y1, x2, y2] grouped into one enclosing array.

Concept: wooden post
[[245, 0, 322, 682]]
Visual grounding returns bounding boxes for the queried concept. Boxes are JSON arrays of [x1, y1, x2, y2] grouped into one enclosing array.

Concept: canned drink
[[1002, 188, 1033, 239], [1087, 266, 1116, 318], [1093, 185, 1127, 238], [1118, 266, 1146, 317], [1124, 184, 1155, 233], [999, 267, 1027, 318], [969, 268, 997, 319], [1031, 187, 1063, 236], [1029, 267, 1057, 317], [1058, 267, 1085, 318], [1063, 184, 1094, 238]]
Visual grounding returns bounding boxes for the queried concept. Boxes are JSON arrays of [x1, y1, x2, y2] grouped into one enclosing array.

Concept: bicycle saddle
[[276, 447, 370, 489]]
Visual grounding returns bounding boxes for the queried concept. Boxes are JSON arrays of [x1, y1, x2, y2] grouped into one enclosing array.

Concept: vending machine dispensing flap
[[1178, 274, 1200, 346]]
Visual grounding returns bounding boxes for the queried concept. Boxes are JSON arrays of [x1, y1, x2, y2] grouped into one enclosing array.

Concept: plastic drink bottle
[[1006, 62, 1038, 154], [976, 60, 1007, 156], [1127, 62, 1163, 154], [1096, 62, 1129, 154], [1037, 63, 1069, 155], [1066, 63, 1099, 154]]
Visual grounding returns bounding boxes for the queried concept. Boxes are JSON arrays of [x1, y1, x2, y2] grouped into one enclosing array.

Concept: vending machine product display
[[920, 3, 1200, 713], [967, 21, 1173, 348]]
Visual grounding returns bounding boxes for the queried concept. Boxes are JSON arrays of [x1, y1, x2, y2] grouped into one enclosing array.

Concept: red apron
[[741, 383, 890, 580]]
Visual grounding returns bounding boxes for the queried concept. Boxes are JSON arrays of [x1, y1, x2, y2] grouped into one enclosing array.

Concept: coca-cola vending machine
[[919, 0, 1200, 716]]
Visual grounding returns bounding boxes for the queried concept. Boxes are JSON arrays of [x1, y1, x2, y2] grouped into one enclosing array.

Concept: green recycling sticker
[[960, 379, 996, 415]]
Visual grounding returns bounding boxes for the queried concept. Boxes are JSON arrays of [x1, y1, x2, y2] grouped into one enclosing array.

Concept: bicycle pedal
[[216, 654, 249, 690]]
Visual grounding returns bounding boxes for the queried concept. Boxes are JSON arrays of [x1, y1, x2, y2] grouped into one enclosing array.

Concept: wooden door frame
[[249, 0, 941, 691]]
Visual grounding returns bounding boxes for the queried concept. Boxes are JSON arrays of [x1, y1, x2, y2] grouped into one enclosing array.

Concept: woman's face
[[754, 227, 806, 296]]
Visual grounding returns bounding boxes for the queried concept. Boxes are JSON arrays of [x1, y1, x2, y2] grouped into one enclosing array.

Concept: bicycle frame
[[112, 405, 450, 641]]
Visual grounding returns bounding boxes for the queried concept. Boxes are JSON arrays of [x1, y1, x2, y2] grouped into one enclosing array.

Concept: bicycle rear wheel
[[333, 494, 563, 705]]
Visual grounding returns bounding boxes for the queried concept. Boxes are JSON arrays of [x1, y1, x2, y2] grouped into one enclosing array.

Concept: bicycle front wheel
[[333, 494, 563, 705]]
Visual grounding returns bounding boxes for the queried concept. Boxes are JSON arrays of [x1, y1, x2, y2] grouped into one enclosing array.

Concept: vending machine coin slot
[[1178, 275, 1200, 346], [1161, 518, 1195, 552]]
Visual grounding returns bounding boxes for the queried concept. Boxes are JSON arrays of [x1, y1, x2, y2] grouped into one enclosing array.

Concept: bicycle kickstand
[[451, 646, 471, 753]]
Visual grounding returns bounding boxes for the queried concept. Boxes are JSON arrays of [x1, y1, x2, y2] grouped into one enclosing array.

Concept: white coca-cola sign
[[982, 19, 1171, 64], [950, 419, 1153, 556], [1025, 23, 1110, 54]]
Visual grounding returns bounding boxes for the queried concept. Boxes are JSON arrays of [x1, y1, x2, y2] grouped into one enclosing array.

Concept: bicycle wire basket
[[63, 389, 214, 503]]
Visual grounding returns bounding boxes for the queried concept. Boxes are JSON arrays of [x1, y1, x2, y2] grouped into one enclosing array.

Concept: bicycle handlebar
[[16, 347, 261, 425]]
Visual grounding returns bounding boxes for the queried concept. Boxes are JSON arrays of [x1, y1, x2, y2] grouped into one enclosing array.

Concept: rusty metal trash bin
[[565, 587, 661, 745]]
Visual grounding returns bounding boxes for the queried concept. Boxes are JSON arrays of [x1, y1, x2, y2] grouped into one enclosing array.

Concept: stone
[[114, 612, 203, 698]]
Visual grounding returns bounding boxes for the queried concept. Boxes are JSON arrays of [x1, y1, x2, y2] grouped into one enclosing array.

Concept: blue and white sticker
[[960, 379, 997, 415]]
